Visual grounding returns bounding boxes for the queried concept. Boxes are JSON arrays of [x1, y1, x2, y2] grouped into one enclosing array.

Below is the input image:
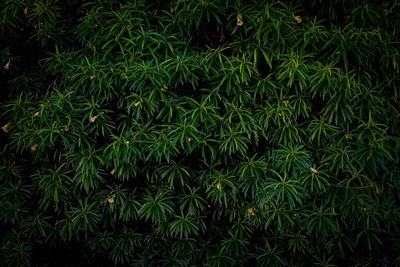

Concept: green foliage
[[1, 0, 400, 266]]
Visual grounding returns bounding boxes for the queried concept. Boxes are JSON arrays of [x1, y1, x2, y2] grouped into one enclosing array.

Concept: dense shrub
[[1, 0, 400, 266]]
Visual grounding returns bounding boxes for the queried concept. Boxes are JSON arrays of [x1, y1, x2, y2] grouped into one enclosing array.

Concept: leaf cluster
[[1, 0, 400, 266]]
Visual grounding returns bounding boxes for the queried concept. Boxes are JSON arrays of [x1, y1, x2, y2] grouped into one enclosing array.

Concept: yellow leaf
[[90, 115, 98, 123], [247, 207, 255, 216], [107, 195, 115, 204], [216, 182, 222, 190], [1, 123, 10, 133], [295, 15, 302, 24], [236, 14, 244, 26]]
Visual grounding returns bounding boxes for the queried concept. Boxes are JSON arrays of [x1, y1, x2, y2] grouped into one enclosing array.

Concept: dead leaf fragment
[[1, 123, 10, 133], [90, 115, 98, 123], [110, 169, 116, 176], [236, 14, 244, 26], [31, 144, 38, 152], [33, 111, 40, 117], [295, 15, 302, 24], [4, 61, 11, 70], [247, 207, 255, 216], [107, 195, 115, 204], [216, 182, 222, 190]]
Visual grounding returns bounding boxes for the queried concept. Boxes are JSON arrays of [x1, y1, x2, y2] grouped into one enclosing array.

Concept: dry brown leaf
[[1, 123, 10, 133], [236, 14, 244, 27], [107, 195, 115, 204], [247, 207, 255, 216], [4, 61, 11, 70], [90, 115, 98, 123]]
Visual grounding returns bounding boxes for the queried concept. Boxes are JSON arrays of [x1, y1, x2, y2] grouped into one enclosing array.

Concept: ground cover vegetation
[[1, 0, 400, 266]]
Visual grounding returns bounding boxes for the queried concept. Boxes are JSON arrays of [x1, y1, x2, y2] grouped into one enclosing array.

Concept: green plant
[[1, 0, 400, 266]]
